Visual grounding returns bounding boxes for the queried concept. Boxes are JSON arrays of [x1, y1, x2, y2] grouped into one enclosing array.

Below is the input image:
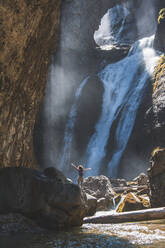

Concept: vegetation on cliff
[[158, 8, 165, 24], [153, 54, 165, 93]]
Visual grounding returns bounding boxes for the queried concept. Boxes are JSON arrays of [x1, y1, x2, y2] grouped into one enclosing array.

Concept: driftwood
[[113, 185, 148, 194], [83, 207, 165, 224]]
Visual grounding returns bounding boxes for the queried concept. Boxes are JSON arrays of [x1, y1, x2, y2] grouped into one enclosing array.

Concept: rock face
[[0, 213, 44, 234], [83, 175, 115, 210], [154, 8, 165, 52], [0, 167, 87, 229], [144, 7, 165, 149], [0, 1, 61, 168], [148, 147, 165, 207], [83, 175, 115, 199], [85, 193, 97, 216], [145, 56, 165, 148]]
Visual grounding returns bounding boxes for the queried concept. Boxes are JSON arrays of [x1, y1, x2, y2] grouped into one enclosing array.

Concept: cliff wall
[[0, 0, 61, 168]]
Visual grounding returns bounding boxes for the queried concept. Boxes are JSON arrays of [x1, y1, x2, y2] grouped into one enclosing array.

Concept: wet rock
[[148, 147, 165, 207], [110, 178, 127, 187], [136, 188, 149, 196], [0, 213, 44, 234], [116, 192, 149, 212], [82, 175, 115, 211], [0, 167, 87, 230], [133, 173, 148, 185], [83, 175, 115, 199], [85, 194, 97, 216], [145, 10, 165, 148]]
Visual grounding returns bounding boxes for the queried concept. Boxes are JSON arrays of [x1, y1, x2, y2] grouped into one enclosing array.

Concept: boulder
[[0, 213, 44, 234], [83, 175, 115, 200], [85, 194, 97, 216], [0, 167, 87, 230], [110, 178, 127, 188], [116, 192, 149, 212], [148, 147, 165, 207], [133, 173, 148, 185], [83, 175, 115, 211]]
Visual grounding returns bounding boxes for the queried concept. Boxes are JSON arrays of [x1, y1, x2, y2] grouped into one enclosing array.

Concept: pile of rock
[[83, 175, 115, 211], [82, 173, 150, 213]]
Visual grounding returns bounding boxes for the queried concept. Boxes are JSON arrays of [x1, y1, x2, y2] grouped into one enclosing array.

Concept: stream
[[1, 219, 165, 248]]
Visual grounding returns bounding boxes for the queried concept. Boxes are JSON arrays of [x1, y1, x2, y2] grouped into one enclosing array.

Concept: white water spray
[[86, 35, 159, 177], [59, 77, 89, 170]]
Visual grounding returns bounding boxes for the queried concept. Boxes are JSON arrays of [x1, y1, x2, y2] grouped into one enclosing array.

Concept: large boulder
[[148, 147, 165, 207], [0, 167, 87, 230], [0, 213, 44, 234], [83, 175, 115, 210], [83, 175, 115, 199], [85, 194, 97, 216]]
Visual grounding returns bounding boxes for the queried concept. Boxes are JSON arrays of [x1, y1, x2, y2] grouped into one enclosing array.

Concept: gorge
[[1, 0, 165, 244], [35, 0, 164, 180]]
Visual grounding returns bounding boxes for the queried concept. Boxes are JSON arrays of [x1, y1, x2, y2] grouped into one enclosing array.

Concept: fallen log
[[113, 185, 148, 194], [83, 207, 165, 224]]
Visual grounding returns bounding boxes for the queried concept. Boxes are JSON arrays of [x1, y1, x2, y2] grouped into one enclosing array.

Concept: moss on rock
[[153, 54, 165, 93]]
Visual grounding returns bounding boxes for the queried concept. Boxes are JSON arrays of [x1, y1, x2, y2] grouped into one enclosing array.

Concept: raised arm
[[71, 163, 78, 170], [84, 168, 91, 171]]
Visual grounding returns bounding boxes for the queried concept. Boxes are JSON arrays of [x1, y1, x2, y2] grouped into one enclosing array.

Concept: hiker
[[71, 163, 91, 187]]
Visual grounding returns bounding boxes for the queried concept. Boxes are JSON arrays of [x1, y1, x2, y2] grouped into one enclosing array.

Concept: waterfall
[[85, 35, 159, 177], [59, 77, 89, 171], [95, 4, 132, 47]]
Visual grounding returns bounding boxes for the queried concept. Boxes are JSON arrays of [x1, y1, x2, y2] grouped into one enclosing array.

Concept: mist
[[34, 0, 159, 180]]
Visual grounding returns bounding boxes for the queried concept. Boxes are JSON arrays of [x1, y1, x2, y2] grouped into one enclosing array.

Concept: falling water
[[59, 77, 89, 171], [95, 4, 132, 47], [86, 35, 159, 177]]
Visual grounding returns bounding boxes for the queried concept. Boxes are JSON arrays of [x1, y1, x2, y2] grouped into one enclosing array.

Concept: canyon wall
[[0, 0, 61, 168]]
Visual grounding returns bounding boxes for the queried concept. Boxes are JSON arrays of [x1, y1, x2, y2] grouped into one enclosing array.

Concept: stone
[[154, 8, 165, 52], [116, 192, 149, 212], [0, 0, 61, 168], [133, 173, 148, 185], [82, 175, 116, 211], [85, 194, 97, 216], [0, 213, 44, 234], [83, 175, 115, 200], [148, 147, 165, 207], [110, 178, 127, 187], [0, 167, 87, 229]]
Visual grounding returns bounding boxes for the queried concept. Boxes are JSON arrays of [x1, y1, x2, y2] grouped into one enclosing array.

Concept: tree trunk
[[83, 207, 165, 224]]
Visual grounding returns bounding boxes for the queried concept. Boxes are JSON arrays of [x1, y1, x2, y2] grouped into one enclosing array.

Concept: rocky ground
[[82, 172, 150, 214], [0, 147, 164, 234]]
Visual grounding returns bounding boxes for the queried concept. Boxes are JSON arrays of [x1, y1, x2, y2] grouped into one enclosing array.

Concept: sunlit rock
[[116, 192, 149, 212]]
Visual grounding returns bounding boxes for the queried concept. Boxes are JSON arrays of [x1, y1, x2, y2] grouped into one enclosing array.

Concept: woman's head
[[78, 165, 83, 170]]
